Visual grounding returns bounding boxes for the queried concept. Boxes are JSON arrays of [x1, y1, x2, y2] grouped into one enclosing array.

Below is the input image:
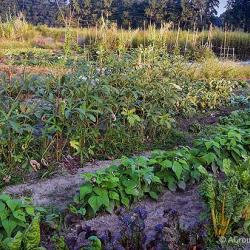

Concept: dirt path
[[4, 158, 121, 209]]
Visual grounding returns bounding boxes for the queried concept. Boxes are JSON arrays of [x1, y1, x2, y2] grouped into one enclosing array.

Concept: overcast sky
[[217, 0, 227, 15]]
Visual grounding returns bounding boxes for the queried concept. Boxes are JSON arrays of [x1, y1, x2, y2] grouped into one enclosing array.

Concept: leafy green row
[[0, 49, 243, 186], [73, 122, 250, 218]]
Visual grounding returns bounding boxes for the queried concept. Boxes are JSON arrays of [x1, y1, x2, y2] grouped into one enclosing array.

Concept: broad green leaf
[[205, 141, 213, 150], [191, 170, 201, 181], [25, 206, 35, 216], [121, 196, 129, 208], [147, 159, 158, 165], [88, 236, 102, 250], [125, 187, 140, 196], [93, 188, 109, 207], [105, 201, 115, 214], [0, 208, 9, 220], [165, 176, 177, 192], [160, 159, 172, 168], [135, 156, 148, 166], [2, 219, 17, 237], [172, 161, 183, 180], [2, 231, 23, 250], [24, 216, 41, 250], [198, 165, 208, 175], [13, 210, 26, 222], [109, 191, 120, 201], [79, 185, 93, 201], [122, 179, 137, 189], [149, 191, 158, 200], [0, 194, 11, 202], [0, 201, 6, 212], [201, 152, 216, 164], [88, 196, 103, 214], [168, 181, 177, 192], [152, 176, 162, 184]]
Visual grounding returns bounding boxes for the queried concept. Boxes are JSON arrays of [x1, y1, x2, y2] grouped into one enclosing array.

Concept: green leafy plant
[[219, 109, 250, 129], [74, 156, 162, 217], [0, 194, 43, 249], [194, 126, 250, 171], [200, 174, 250, 238], [149, 147, 202, 191]]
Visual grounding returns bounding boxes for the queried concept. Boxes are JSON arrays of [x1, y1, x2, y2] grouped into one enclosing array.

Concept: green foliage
[[200, 174, 250, 237], [0, 0, 249, 33], [5, 50, 66, 67], [0, 194, 35, 239], [0, 39, 247, 187], [201, 159, 250, 239], [223, 158, 250, 191], [0, 102, 34, 172], [2, 48, 241, 185], [0, 195, 43, 250], [23, 216, 41, 250], [222, 0, 250, 32], [74, 120, 250, 218], [86, 236, 102, 250], [194, 126, 250, 171], [74, 156, 163, 217], [198, 110, 250, 242], [149, 147, 202, 191], [219, 109, 250, 128], [52, 236, 69, 250]]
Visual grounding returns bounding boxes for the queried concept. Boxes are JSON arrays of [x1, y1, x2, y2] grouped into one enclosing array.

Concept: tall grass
[[0, 17, 250, 59]]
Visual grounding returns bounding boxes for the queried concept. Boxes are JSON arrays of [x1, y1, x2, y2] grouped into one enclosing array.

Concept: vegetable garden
[[0, 23, 250, 249]]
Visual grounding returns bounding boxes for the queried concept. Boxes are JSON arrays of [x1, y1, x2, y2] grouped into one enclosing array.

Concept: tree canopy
[[70, 0, 220, 29], [222, 0, 250, 32], [0, 0, 249, 31]]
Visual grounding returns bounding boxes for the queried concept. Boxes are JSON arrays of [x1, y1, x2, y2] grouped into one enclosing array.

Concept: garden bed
[[42, 185, 203, 249], [0, 42, 250, 249]]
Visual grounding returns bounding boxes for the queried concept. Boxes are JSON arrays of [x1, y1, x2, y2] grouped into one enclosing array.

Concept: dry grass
[[0, 63, 68, 77], [185, 59, 250, 81]]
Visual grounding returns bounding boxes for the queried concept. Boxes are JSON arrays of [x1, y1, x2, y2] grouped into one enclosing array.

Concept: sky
[[217, 0, 227, 15]]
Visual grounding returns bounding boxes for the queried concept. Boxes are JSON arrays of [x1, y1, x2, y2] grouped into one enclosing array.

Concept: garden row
[[71, 109, 250, 218], [0, 49, 246, 186], [1, 109, 250, 249]]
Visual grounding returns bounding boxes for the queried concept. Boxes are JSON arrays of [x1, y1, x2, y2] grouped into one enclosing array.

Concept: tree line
[[69, 0, 220, 29], [0, 0, 249, 31], [221, 0, 250, 32], [69, 0, 250, 31]]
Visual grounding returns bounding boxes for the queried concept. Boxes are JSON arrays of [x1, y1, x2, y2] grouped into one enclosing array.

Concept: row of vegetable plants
[[0, 48, 245, 186], [1, 109, 250, 249], [67, 109, 250, 249], [72, 117, 250, 217]]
